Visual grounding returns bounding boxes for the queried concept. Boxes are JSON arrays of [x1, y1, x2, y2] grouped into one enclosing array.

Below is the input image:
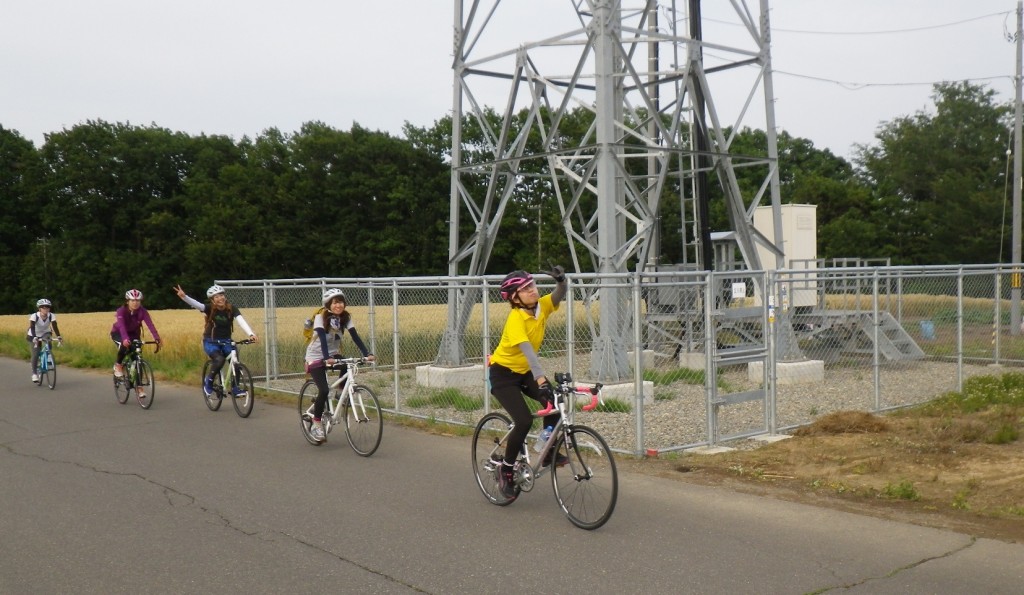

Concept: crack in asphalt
[[815, 536, 978, 593], [0, 442, 429, 593]]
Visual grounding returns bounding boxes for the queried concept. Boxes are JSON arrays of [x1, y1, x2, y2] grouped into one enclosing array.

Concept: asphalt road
[[1, 356, 1022, 594]]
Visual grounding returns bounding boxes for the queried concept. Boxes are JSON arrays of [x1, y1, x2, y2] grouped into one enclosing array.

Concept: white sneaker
[[31, 374, 39, 383], [310, 420, 326, 443], [113, 364, 124, 378]]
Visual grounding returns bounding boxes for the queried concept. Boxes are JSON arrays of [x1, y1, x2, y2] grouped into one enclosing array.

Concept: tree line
[[0, 81, 1012, 314]]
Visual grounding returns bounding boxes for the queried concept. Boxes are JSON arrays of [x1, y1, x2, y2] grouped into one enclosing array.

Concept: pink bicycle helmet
[[125, 289, 143, 300], [499, 270, 534, 302]]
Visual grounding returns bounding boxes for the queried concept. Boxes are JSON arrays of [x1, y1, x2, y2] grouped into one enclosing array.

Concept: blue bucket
[[919, 320, 935, 341]]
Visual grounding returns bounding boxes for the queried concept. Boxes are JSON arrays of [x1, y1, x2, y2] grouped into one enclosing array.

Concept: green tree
[[0, 127, 41, 311], [36, 121, 197, 310], [856, 82, 1010, 264]]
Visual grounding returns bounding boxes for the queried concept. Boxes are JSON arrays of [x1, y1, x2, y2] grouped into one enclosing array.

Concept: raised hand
[[543, 264, 566, 283]]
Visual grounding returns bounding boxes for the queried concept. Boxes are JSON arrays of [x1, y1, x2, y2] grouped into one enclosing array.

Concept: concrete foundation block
[[748, 359, 824, 385], [589, 379, 655, 405], [415, 364, 486, 389], [678, 352, 706, 370], [686, 445, 735, 455], [626, 350, 660, 368]]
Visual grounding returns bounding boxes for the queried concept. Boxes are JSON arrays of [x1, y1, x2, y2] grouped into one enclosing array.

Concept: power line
[[772, 71, 1012, 91], [766, 11, 1012, 36]]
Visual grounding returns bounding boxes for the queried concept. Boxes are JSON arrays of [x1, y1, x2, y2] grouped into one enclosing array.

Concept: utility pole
[[1013, 0, 1022, 335]]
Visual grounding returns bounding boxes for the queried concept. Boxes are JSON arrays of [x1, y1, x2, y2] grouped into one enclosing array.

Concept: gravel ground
[[266, 359, 1005, 455]]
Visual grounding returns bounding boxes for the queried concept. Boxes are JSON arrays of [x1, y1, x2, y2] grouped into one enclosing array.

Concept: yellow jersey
[[489, 294, 559, 374]]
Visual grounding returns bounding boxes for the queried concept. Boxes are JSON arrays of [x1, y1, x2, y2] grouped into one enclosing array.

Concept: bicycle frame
[[320, 358, 370, 428], [33, 335, 59, 389], [516, 373, 602, 486], [124, 340, 154, 380], [113, 339, 157, 409], [298, 356, 383, 455], [218, 346, 242, 387], [35, 337, 55, 371], [472, 370, 616, 529], [202, 338, 255, 417]]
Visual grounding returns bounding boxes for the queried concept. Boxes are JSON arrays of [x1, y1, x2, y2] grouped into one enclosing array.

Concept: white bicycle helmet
[[206, 284, 226, 298], [36, 298, 52, 307], [322, 288, 345, 307], [125, 289, 143, 300]]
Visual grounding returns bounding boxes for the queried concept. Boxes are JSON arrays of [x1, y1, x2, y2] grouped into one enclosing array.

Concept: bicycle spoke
[[136, 361, 155, 409], [201, 359, 223, 411], [231, 363, 255, 418], [471, 412, 516, 506], [552, 425, 618, 530], [297, 381, 323, 446], [344, 386, 382, 456]]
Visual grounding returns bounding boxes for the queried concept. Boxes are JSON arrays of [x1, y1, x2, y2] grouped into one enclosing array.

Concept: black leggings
[[110, 332, 134, 364], [489, 363, 558, 465], [309, 363, 346, 420]]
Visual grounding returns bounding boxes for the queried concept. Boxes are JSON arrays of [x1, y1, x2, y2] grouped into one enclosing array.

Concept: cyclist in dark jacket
[[174, 283, 257, 396]]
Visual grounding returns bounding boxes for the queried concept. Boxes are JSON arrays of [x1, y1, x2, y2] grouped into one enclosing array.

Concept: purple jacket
[[110, 305, 161, 343]]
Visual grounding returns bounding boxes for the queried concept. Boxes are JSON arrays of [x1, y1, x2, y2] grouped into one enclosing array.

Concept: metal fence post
[[995, 271, 1003, 365], [633, 270, 645, 455], [872, 270, 881, 411], [958, 269, 965, 392], [367, 286, 377, 360], [392, 280, 400, 411], [482, 278, 491, 415], [767, 271, 777, 434], [704, 272, 716, 445], [264, 281, 275, 386]]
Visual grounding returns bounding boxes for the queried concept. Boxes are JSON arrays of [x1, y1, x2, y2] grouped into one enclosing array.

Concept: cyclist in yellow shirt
[[489, 265, 567, 501]]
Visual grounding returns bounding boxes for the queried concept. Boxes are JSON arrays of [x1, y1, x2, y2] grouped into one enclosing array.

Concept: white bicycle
[[201, 339, 255, 418], [298, 357, 383, 456]]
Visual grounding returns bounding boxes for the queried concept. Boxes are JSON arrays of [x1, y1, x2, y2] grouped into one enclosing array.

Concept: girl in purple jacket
[[110, 288, 162, 378]]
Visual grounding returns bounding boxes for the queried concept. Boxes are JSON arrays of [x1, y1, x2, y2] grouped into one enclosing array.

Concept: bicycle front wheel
[[201, 360, 222, 411], [114, 371, 130, 404], [344, 385, 382, 456], [43, 356, 56, 390], [297, 380, 323, 446], [471, 411, 517, 506], [231, 363, 255, 418], [551, 424, 618, 530], [135, 360, 155, 409]]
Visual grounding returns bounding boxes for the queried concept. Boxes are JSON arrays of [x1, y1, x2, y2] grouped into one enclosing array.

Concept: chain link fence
[[216, 265, 1024, 455]]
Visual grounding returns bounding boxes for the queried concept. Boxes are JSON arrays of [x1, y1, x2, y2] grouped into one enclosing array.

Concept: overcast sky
[[1, 1, 1019, 160]]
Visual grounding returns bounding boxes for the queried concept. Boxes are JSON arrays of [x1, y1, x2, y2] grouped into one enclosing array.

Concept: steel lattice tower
[[437, 0, 785, 381]]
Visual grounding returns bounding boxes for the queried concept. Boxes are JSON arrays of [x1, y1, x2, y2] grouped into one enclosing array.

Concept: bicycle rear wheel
[[231, 363, 255, 418], [201, 360, 223, 411], [297, 380, 323, 446], [551, 424, 618, 530], [135, 360, 155, 409], [471, 411, 517, 506], [344, 385, 382, 456]]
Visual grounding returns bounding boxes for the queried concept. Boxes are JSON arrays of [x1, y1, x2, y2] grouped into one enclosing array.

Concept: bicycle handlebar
[[534, 374, 603, 414], [327, 356, 372, 370]]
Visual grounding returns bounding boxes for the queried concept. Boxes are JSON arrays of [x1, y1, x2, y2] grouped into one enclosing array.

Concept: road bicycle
[[298, 357, 382, 456], [201, 338, 256, 418], [472, 372, 618, 530], [113, 339, 158, 409], [33, 335, 61, 390]]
